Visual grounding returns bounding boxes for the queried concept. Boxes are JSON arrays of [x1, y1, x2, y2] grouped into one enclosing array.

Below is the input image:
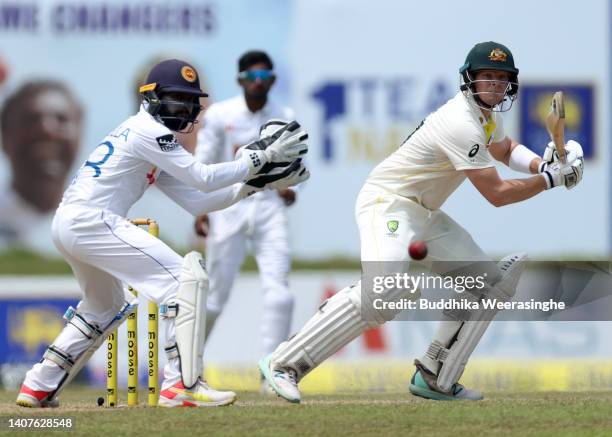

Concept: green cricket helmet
[[460, 42, 519, 111]]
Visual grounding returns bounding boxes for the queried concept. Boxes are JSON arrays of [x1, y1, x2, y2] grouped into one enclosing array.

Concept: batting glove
[[538, 140, 584, 173], [542, 157, 584, 190]]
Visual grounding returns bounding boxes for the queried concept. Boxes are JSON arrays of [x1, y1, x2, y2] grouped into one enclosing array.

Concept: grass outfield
[[2, 389, 612, 436], [0, 249, 362, 275]]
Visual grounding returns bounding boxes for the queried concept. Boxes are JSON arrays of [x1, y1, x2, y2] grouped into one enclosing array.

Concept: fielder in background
[[194, 50, 298, 391], [16, 59, 309, 408], [260, 41, 584, 403]]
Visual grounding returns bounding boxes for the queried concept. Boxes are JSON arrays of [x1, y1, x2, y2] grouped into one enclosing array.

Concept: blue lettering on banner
[[0, 4, 39, 31], [519, 84, 594, 158], [311, 83, 346, 161], [51, 3, 217, 34], [311, 78, 452, 162], [387, 78, 415, 120]]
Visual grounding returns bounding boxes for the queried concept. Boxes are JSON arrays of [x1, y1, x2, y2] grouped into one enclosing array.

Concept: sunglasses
[[238, 70, 275, 81]]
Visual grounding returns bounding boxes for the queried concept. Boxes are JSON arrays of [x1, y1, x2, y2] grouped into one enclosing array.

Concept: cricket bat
[[545, 91, 566, 164]]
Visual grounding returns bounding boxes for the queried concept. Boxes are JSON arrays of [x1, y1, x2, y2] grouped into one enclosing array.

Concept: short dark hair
[[238, 50, 273, 72], [0, 80, 82, 130]]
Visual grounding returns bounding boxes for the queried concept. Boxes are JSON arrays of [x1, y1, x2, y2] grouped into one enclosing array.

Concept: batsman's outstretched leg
[[259, 280, 405, 403]]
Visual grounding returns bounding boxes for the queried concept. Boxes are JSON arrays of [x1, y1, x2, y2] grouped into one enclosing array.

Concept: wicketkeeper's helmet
[[139, 59, 207, 132]]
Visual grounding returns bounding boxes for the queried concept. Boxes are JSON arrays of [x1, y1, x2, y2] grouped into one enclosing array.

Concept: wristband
[[508, 144, 539, 174]]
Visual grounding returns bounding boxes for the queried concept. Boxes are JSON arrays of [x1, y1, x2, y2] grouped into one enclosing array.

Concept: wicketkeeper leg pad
[[47, 300, 138, 402], [161, 251, 208, 389]]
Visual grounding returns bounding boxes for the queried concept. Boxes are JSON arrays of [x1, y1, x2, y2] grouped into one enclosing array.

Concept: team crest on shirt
[[489, 48, 507, 62], [386, 220, 399, 238], [156, 134, 181, 152]]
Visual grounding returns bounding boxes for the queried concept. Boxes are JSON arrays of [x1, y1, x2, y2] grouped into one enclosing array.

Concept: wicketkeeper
[[16, 59, 309, 408]]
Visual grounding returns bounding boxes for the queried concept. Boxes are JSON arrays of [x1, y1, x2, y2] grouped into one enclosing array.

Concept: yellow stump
[[148, 300, 159, 406], [145, 220, 159, 407], [127, 301, 138, 406], [106, 219, 160, 407], [106, 330, 118, 407]]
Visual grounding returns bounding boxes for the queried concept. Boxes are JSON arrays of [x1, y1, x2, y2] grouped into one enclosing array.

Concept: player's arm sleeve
[[440, 124, 494, 171], [195, 106, 224, 164], [155, 171, 250, 215], [133, 127, 249, 193]]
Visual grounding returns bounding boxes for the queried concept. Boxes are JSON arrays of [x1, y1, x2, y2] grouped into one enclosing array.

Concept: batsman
[[16, 59, 310, 408], [260, 41, 584, 402]]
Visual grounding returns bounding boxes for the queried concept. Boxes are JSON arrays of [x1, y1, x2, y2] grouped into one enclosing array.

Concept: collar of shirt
[[461, 92, 497, 142]]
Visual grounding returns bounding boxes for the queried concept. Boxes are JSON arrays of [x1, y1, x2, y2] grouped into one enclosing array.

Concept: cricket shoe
[[16, 384, 60, 408], [158, 379, 236, 407], [408, 360, 483, 401], [258, 353, 300, 403]]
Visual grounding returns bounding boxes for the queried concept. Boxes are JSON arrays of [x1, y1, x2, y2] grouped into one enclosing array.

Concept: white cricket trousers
[[356, 186, 498, 374], [356, 186, 490, 262], [23, 205, 184, 391], [205, 203, 292, 355]]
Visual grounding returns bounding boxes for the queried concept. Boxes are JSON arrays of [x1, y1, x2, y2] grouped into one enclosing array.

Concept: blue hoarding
[[519, 84, 594, 158], [0, 299, 78, 363]]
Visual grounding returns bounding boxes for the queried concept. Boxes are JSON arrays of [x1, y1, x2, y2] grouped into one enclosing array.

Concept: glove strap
[[542, 171, 554, 190], [537, 161, 548, 173]]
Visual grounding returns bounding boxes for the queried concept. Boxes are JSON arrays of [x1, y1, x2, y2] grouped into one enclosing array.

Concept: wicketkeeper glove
[[238, 119, 309, 176], [245, 158, 310, 190]]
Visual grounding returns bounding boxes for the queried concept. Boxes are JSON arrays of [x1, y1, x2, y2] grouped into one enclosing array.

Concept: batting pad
[[272, 283, 379, 381]]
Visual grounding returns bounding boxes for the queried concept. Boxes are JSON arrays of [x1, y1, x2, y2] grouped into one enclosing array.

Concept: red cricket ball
[[408, 240, 428, 260]]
